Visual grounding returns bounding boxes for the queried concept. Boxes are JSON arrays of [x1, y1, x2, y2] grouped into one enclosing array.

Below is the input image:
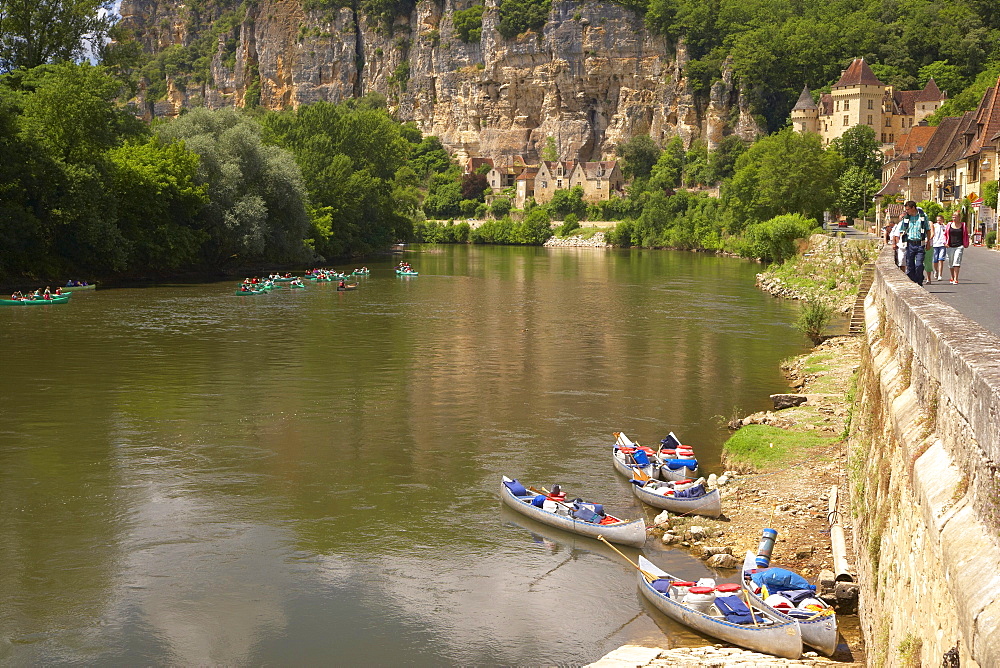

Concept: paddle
[[596, 535, 658, 581], [527, 486, 577, 513], [631, 467, 652, 483], [743, 588, 760, 628]]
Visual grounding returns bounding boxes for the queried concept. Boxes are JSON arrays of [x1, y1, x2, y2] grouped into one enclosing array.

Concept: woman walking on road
[[946, 211, 970, 284], [931, 214, 948, 281]]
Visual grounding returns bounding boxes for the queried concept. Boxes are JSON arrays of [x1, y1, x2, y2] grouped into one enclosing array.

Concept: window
[[890, 134, 894, 142], [867, 115, 873, 125], [882, 133, 886, 142], [557, 179, 563, 188], [916, 146, 924, 153], [885, 118, 891, 127], [541, 181, 548, 188], [844, 115, 849, 126], [836, 100, 840, 111], [909, 118, 913, 127], [844, 100, 850, 110], [596, 179, 602, 189], [868, 99, 873, 109]]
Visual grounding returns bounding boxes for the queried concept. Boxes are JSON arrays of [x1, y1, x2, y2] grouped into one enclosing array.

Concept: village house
[[791, 58, 947, 148], [533, 160, 576, 204], [569, 161, 625, 202], [514, 167, 538, 208]]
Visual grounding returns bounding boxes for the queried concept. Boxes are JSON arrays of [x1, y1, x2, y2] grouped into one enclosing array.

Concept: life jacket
[[546, 492, 566, 503]]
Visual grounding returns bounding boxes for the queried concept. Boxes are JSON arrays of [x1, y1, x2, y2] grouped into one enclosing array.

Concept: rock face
[[119, 0, 759, 159]]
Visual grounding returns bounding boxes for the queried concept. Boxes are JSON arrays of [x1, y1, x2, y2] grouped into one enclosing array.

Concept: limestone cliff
[[119, 0, 760, 160]]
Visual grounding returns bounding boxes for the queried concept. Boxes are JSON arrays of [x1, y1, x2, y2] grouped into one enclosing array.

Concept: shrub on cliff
[[498, 0, 552, 39], [454, 5, 485, 42]]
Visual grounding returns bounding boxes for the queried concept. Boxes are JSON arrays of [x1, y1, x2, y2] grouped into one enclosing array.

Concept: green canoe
[[1, 295, 71, 306]]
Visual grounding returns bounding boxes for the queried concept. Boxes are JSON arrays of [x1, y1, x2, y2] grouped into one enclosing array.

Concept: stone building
[[569, 161, 624, 202], [791, 58, 947, 148]]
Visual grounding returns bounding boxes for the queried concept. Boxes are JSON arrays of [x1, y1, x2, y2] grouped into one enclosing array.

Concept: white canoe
[[500, 476, 647, 547], [637, 555, 802, 659], [656, 431, 699, 482], [741, 551, 838, 656], [630, 477, 723, 518], [612, 432, 658, 480]]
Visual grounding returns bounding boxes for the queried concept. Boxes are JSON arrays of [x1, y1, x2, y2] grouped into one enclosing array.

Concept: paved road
[[919, 246, 1000, 337]]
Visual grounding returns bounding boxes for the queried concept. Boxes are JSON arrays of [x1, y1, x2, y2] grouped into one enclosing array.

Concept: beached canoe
[[630, 472, 723, 518], [741, 551, 838, 656], [657, 431, 699, 482], [1, 295, 71, 306], [396, 269, 419, 276], [61, 283, 96, 291], [612, 432, 659, 480], [636, 555, 802, 659], [500, 476, 646, 547]]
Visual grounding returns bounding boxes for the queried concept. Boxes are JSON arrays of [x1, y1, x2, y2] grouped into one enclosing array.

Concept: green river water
[[0, 244, 813, 665]]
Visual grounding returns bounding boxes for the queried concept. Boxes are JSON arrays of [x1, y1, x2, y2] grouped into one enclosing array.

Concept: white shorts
[[896, 246, 906, 266], [947, 246, 964, 266]]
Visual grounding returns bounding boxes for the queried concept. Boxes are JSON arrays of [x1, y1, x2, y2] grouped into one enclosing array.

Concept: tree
[[540, 135, 558, 162], [918, 61, 966, 97], [497, 0, 551, 39], [0, 0, 116, 73], [461, 172, 489, 201], [831, 125, 882, 179], [648, 136, 684, 191], [156, 107, 311, 264], [616, 134, 661, 180], [724, 128, 843, 228], [836, 166, 880, 219], [547, 185, 586, 220]]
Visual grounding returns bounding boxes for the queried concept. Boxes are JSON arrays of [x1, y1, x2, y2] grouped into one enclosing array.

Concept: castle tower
[[828, 57, 885, 143], [791, 86, 819, 134]]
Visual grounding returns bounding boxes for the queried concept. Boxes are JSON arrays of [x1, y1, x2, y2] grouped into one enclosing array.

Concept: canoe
[[612, 432, 658, 481], [337, 283, 359, 291], [1, 295, 71, 306], [637, 555, 802, 659], [657, 431, 699, 482], [351, 269, 370, 276], [741, 551, 838, 656], [61, 283, 96, 291], [271, 277, 297, 282], [500, 476, 646, 547], [235, 288, 266, 295], [290, 282, 305, 289], [396, 269, 419, 276], [630, 472, 723, 518]]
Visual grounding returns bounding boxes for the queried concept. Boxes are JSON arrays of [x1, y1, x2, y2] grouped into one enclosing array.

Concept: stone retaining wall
[[849, 246, 1000, 666]]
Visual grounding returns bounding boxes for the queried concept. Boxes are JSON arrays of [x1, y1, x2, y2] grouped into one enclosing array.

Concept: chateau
[[791, 58, 946, 147]]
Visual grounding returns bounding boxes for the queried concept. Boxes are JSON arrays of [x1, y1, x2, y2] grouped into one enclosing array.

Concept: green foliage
[[390, 60, 410, 91], [831, 125, 881, 178], [409, 135, 452, 178], [489, 197, 512, 218], [557, 213, 581, 236], [0, 0, 116, 72], [453, 5, 485, 43], [617, 134, 661, 180], [986, 230, 996, 247], [540, 135, 558, 161], [837, 166, 880, 219], [498, 0, 552, 39], [157, 107, 312, 264], [736, 213, 819, 264], [648, 136, 683, 190], [918, 60, 967, 97], [981, 179, 998, 209], [794, 299, 834, 344], [725, 128, 843, 227], [414, 219, 471, 242], [471, 208, 552, 244], [547, 185, 587, 220]]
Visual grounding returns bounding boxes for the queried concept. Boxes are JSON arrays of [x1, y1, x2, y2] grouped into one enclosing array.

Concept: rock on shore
[[544, 232, 610, 248]]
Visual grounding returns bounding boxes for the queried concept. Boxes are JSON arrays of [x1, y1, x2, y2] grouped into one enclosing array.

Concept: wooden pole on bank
[[828, 485, 854, 583]]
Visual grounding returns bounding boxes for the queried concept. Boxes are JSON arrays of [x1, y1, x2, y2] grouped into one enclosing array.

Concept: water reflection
[[0, 245, 810, 664]]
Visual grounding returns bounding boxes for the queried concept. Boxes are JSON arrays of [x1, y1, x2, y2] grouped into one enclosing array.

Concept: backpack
[[900, 208, 930, 242]]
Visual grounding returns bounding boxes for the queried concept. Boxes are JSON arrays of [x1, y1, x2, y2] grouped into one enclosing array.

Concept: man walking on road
[[899, 200, 931, 285]]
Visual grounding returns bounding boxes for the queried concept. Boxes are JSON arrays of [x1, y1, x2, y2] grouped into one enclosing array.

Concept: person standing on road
[[946, 210, 970, 284], [931, 214, 948, 281], [890, 216, 906, 271], [899, 201, 931, 285]]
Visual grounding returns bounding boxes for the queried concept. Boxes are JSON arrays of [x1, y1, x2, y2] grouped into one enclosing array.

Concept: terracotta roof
[[515, 168, 538, 181], [962, 79, 1000, 158], [819, 93, 833, 115], [833, 58, 884, 89], [792, 86, 818, 111], [917, 78, 945, 101], [466, 157, 494, 172], [896, 125, 937, 158], [878, 161, 909, 197], [893, 90, 920, 116], [576, 161, 619, 179], [905, 114, 968, 177]]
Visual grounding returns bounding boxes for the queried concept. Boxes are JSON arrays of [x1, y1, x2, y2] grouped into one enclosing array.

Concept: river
[[0, 244, 811, 665]]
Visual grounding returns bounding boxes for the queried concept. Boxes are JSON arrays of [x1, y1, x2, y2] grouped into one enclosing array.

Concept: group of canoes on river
[[237, 268, 376, 295], [2, 284, 79, 306], [500, 430, 839, 659]]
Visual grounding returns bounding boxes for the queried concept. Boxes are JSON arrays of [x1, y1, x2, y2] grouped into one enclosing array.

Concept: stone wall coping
[[874, 248, 1000, 463]]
